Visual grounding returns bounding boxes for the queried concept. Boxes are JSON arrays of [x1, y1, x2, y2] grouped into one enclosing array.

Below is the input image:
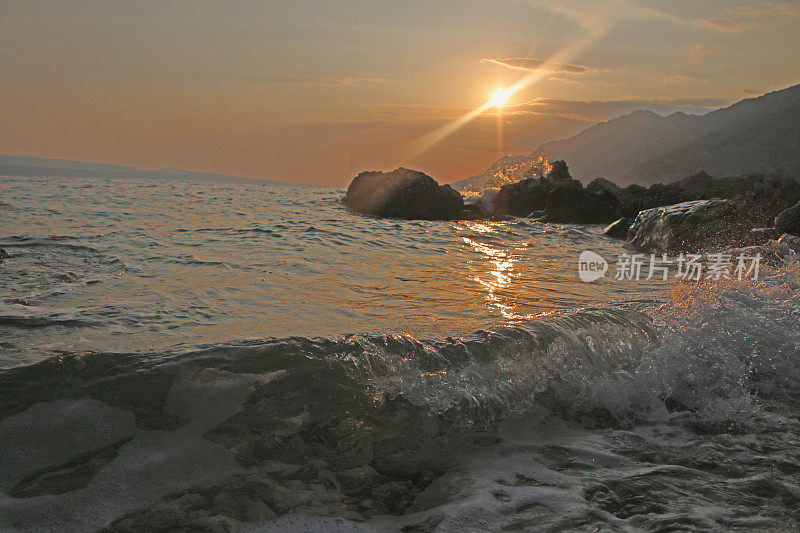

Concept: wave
[[3, 262, 798, 429]]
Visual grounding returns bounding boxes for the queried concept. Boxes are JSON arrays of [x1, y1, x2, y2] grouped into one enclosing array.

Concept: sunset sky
[[2, 0, 800, 185]]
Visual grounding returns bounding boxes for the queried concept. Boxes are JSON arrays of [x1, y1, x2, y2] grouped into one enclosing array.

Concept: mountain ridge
[[537, 83, 800, 185]]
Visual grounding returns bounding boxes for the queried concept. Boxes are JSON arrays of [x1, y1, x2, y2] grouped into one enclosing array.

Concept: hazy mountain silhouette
[[0, 155, 274, 183], [538, 84, 800, 185]]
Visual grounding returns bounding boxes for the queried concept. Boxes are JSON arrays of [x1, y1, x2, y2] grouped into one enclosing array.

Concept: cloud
[[686, 43, 724, 63], [698, 2, 800, 32], [254, 75, 386, 86], [525, 0, 798, 36], [295, 76, 387, 87], [548, 74, 581, 84], [482, 57, 594, 73], [522, 0, 681, 36], [659, 74, 710, 84]]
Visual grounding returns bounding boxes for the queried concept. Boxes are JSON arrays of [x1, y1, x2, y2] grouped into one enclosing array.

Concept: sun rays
[[405, 36, 601, 162]]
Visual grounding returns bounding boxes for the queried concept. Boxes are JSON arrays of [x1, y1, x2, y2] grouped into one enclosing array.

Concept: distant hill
[[536, 84, 800, 185], [0, 155, 273, 183]]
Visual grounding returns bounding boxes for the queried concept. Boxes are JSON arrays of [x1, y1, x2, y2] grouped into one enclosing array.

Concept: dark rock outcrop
[[775, 201, 800, 237], [343, 168, 465, 220], [541, 187, 623, 224], [0, 248, 7, 262], [579, 171, 800, 250], [586, 177, 622, 196], [343, 162, 800, 233], [494, 160, 621, 223], [493, 176, 552, 216], [619, 182, 692, 218], [627, 199, 736, 254], [547, 159, 575, 183], [620, 174, 800, 253]]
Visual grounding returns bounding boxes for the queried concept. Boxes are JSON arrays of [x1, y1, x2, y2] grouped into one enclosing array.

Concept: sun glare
[[488, 88, 511, 107]]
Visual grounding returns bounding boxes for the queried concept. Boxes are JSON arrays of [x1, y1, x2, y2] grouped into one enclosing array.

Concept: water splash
[[460, 153, 552, 199]]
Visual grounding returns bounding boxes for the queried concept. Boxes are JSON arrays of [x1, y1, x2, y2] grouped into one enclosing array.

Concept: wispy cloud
[[255, 75, 386, 86], [295, 76, 387, 87], [659, 74, 710, 84], [522, 0, 681, 36], [686, 43, 724, 63], [525, 0, 799, 36], [482, 57, 595, 73], [698, 2, 800, 32]]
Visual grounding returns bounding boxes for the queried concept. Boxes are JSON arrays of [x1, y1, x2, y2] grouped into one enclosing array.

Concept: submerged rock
[[627, 199, 736, 254], [0, 248, 8, 261], [343, 167, 465, 220], [9, 438, 130, 498], [774, 201, 800, 237]]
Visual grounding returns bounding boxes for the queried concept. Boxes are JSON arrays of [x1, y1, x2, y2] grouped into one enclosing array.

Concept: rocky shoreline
[[343, 162, 800, 256]]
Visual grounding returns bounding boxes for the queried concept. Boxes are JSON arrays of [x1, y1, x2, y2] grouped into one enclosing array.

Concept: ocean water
[[1, 175, 799, 531]]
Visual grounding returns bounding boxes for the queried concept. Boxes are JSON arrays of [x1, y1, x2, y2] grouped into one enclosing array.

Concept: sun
[[488, 88, 511, 107]]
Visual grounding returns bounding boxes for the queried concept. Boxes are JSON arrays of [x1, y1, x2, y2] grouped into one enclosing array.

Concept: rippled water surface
[[2, 175, 800, 532], [0, 175, 662, 367]]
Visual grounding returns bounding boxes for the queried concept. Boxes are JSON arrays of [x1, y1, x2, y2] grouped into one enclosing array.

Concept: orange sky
[[1, 0, 799, 184]]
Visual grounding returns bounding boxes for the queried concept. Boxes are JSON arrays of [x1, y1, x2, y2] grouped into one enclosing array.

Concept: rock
[[542, 187, 623, 224], [675, 172, 781, 201], [626, 184, 648, 196], [244, 500, 276, 522], [337, 466, 386, 497], [343, 167, 464, 220], [547, 160, 575, 184], [675, 170, 714, 195], [371, 481, 415, 514], [750, 227, 780, 238], [726, 241, 788, 267], [778, 233, 800, 252], [774, 201, 800, 236], [603, 218, 631, 240], [466, 187, 502, 219], [586, 177, 622, 196], [493, 176, 552, 216], [627, 199, 736, 254], [9, 438, 129, 498], [622, 182, 692, 217], [0, 248, 7, 261], [494, 160, 617, 222]]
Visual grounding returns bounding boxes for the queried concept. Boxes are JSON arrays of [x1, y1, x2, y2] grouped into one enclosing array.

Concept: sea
[[1, 175, 799, 531]]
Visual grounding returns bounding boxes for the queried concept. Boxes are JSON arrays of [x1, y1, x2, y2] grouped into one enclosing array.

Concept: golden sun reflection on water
[[460, 221, 538, 321]]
